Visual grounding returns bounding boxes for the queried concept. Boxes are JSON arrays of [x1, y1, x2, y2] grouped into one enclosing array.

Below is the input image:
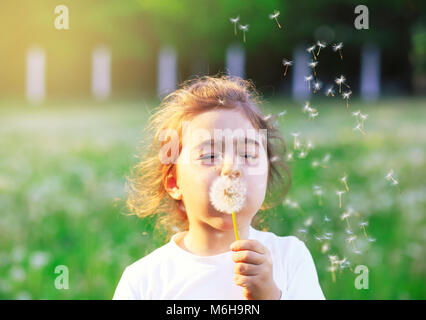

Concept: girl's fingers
[[234, 262, 259, 276], [230, 239, 268, 255], [232, 250, 263, 265]]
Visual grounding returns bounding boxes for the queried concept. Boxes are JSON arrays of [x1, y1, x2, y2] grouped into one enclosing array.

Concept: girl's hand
[[230, 239, 282, 300]]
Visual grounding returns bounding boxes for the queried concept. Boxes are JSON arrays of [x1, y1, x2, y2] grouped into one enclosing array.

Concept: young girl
[[113, 75, 325, 300]]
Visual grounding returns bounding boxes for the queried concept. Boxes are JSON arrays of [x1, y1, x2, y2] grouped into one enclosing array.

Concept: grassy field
[[0, 97, 425, 299]]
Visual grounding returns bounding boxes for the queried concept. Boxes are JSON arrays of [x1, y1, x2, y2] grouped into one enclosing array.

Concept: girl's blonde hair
[[125, 74, 291, 241]]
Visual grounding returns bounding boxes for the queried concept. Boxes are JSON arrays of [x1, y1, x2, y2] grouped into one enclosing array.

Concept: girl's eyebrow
[[194, 137, 259, 150]]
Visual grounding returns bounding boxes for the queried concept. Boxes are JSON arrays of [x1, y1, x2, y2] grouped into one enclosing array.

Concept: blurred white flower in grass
[[12, 247, 26, 263], [29, 251, 50, 269], [10, 266, 26, 282]]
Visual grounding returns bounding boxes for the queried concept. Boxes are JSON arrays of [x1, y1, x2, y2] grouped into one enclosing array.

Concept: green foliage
[[0, 97, 425, 299]]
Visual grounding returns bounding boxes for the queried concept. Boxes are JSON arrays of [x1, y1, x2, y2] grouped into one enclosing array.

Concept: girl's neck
[[176, 225, 250, 256]]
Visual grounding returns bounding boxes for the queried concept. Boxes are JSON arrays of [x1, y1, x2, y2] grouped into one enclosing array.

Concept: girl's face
[[171, 109, 269, 232]]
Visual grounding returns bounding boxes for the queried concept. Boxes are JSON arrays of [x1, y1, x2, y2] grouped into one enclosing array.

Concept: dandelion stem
[[275, 18, 281, 29], [232, 211, 239, 241]]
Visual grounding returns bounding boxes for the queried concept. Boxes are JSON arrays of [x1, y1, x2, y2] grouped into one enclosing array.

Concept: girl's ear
[[164, 169, 182, 200]]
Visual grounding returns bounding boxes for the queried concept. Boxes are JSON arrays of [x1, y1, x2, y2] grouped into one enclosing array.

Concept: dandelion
[[282, 58, 293, 77], [341, 174, 349, 191], [316, 41, 326, 57], [359, 221, 369, 238], [309, 61, 318, 77], [230, 16, 240, 36], [304, 75, 313, 91], [342, 90, 352, 108], [346, 235, 357, 250], [209, 175, 247, 241], [269, 10, 282, 29], [239, 24, 249, 43], [333, 42, 344, 60], [325, 86, 335, 97], [385, 169, 399, 186], [307, 45, 317, 60], [335, 75, 350, 94], [302, 101, 313, 114], [291, 132, 300, 150], [336, 190, 346, 208]]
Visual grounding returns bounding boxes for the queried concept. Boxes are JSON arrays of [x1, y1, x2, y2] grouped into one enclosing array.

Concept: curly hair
[[124, 74, 291, 241]]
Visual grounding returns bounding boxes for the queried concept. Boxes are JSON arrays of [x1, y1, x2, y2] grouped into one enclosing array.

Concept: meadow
[[0, 96, 425, 299]]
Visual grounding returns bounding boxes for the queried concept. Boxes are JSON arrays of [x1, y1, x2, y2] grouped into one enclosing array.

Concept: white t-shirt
[[113, 225, 325, 300]]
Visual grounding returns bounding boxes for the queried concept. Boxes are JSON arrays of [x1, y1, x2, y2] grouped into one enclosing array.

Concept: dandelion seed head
[[269, 10, 280, 19], [282, 58, 293, 66], [209, 175, 247, 214], [230, 16, 240, 24], [333, 42, 344, 51], [342, 91, 352, 99], [239, 24, 249, 31], [307, 45, 316, 53], [317, 41, 326, 48]]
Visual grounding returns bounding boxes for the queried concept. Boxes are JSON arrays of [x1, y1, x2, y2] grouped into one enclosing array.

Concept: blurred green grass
[[0, 97, 425, 299]]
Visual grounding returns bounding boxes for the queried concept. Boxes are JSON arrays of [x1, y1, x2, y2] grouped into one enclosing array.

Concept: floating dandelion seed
[[315, 235, 323, 241], [359, 113, 368, 129], [345, 228, 353, 235], [313, 81, 321, 94], [287, 152, 294, 161], [297, 228, 307, 234], [385, 169, 399, 186], [282, 58, 293, 77], [209, 175, 247, 241], [309, 61, 318, 77], [303, 101, 312, 114], [335, 75, 350, 93], [333, 42, 344, 60], [239, 24, 249, 43], [352, 110, 361, 126], [316, 41, 326, 57], [230, 16, 240, 36], [342, 90, 352, 108], [304, 217, 313, 226], [341, 207, 353, 227], [367, 237, 376, 243], [304, 75, 313, 91], [269, 10, 282, 29], [309, 110, 319, 121], [359, 221, 369, 238], [328, 255, 338, 282], [270, 155, 280, 163], [278, 110, 287, 117], [307, 45, 317, 60], [336, 190, 346, 208], [298, 150, 307, 159], [324, 216, 331, 222], [291, 132, 300, 150], [341, 174, 349, 191], [325, 86, 335, 97], [218, 98, 225, 105], [354, 123, 367, 136]]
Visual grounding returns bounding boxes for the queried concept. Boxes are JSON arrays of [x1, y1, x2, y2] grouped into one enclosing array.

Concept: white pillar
[[360, 43, 381, 101], [92, 45, 111, 101], [226, 43, 245, 79], [26, 46, 45, 105], [292, 46, 311, 101], [157, 46, 177, 98]]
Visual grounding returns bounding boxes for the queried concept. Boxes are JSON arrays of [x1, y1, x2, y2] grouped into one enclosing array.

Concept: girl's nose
[[221, 156, 241, 179]]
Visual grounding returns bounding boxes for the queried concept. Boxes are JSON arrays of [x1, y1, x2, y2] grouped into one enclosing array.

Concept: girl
[[113, 75, 325, 300]]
